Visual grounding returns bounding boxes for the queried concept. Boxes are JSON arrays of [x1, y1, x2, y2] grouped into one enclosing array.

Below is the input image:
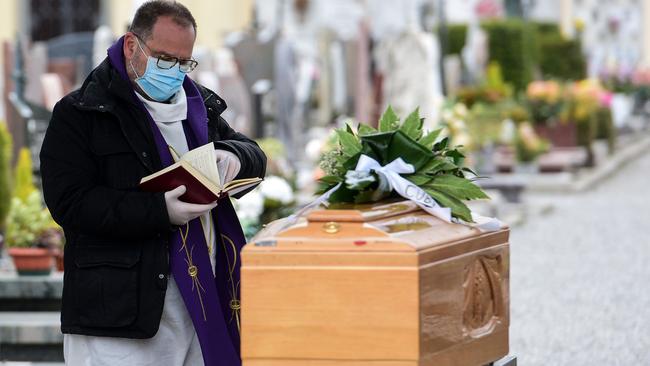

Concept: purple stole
[[108, 37, 245, 366]]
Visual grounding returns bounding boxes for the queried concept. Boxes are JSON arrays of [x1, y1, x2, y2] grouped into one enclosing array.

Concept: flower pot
[[534, 122, 577, 147], [52, 248, 64, 272], [514, 161, 539, 174], [8, 247, 53, 276]]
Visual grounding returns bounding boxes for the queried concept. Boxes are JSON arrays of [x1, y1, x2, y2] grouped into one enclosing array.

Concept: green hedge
[[593, 106, 616, 154], [445, 24, 468, 56], [537, 23, 586, 80], [441, 21, 586, 89], [482, 19, 538, 92], [535, 22, 561, 36], [441, 20, 538, 91]]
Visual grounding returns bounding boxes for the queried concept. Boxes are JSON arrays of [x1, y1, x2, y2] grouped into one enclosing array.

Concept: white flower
[[454, 132, 472, 148], [234, 189, 264, 221], [305, 138, 324, 163], [453, 103, 468, 117], [441, 109, 454, 122], [500, 119, 516, 144], [259, 175, 294, 204]]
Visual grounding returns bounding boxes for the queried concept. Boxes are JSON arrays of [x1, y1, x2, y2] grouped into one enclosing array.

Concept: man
[[39, 1, 266, 365]]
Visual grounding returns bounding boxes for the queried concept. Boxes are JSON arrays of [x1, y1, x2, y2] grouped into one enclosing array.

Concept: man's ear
[[123, 32, 138, 60]]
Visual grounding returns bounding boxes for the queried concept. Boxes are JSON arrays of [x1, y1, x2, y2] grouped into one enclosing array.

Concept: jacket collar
[[74, 36, 227, 116]]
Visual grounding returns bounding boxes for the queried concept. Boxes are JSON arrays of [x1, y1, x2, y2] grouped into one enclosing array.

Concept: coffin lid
[[247, 199, 508, 253]]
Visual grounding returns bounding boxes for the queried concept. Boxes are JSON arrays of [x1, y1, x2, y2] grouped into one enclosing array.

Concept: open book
[[139, 143, 262, 204]]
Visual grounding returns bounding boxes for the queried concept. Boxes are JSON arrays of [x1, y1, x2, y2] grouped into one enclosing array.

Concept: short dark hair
[[129, 0, 197, 40]]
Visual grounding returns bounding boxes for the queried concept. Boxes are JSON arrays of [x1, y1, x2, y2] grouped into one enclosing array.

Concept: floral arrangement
[[562, 79, 612, 124], [514, 122, 549, 163], [5, 148, 62, 248], [317, 106, 489, 223], [455, 63, 512, 108], [234, 138, 297, 239], [0, 123, 12, 233], [5, 190, 61, 248], [440, 103, 474, 152], [526, 80, 563, 125], [235, 176, 296, 239]]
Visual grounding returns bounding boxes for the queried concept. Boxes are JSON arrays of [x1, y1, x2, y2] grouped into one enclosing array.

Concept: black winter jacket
[[39, 58, 266, 338]]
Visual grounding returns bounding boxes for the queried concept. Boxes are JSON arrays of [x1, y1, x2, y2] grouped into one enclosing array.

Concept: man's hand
[[215, 149, 241, 185], [164, 186, 217, 226]]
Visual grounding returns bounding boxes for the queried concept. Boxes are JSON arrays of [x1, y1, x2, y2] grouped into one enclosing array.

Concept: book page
[[223, 177, 263, 196], [180, 143, 221, 188]]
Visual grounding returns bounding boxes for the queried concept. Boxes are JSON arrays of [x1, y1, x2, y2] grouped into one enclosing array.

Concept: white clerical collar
[[136, 87, 188, 123]]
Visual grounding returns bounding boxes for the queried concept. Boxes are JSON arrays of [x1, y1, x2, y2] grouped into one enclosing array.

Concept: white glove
[[215, 149, 241, 185], [164, 185, 217, 226]]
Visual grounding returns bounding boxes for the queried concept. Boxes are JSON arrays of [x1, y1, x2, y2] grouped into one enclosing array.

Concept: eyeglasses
[[132, 33, 198, 73]]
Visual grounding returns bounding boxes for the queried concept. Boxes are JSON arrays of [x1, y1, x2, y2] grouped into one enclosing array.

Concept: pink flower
[[599, 91, 613, 108]]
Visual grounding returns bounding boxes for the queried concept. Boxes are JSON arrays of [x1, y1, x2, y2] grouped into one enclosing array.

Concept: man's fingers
[[178, 201, 218, 215], [167, 185, 186, 198]]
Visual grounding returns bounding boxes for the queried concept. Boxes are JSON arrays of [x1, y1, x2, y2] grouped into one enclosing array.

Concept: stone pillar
[[643, 0, 650, 67], [560, 0, 574, 39]]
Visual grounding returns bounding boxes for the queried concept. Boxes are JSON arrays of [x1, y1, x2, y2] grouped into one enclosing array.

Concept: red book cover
[[139, 162, 220, 204]]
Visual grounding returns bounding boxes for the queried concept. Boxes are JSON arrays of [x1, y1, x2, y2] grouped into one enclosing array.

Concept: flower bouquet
[[515, 122, 549, 164], [317, 106, 490, 223], [526, 80, 563, 125]]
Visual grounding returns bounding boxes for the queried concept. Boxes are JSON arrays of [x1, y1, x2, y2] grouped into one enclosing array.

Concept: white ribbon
[[354, 155, 453, 223], [354, 155, 503, 232], [282, 155, 502, 233]]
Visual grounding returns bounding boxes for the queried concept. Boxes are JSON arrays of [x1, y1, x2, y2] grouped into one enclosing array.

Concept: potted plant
[[5, 148, 62, 275], [561, 80, 610, 167], [0, 123, 12, 256], [514, 122, 549, 173], [5, 191, 58, 275], [526, 80, 576, 147]]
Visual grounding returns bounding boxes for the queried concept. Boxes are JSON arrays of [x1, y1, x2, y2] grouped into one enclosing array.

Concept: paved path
[[509, 151, 650, 364]]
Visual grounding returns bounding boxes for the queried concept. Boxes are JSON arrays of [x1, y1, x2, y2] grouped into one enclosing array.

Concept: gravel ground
[[509, 152, 650, 365]]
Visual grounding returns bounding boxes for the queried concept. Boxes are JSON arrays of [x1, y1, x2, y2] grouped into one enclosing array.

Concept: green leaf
[[419, 128, 442, 149], [335, 153, 349, 166], [462, 167, 479, 177], [424, 188, 473, 222], [315, 181, 336, 195], [405, 174, 433, 186], [336, 129, 362, 157], [445, 149, 465, 165], [319, 175, 343, 185], [384, 130, 434, 170], [426, 174, 489, 200], [358, 124, 377, 136], [353, 189, 376, 204], [420, 158, 458, 174], [328, 184, 357, 203], [400, 107, 423, 140], [433, 137, 449, 152], [346, 123, 356, 135], [379, 105, 399, 132]]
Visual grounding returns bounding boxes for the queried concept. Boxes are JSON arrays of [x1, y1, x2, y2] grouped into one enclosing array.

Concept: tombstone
[[24, 43, 48, 107], [229, 31, 276, 97], [214, 48, 253, 137], [47, 31, 94, 87], [374, 29, 443, 130], [41, 73, 65, 112], [92, 25, 114, 68]]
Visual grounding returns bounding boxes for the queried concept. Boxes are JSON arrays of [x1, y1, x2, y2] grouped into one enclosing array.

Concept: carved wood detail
[[462, 255, 504, 337]]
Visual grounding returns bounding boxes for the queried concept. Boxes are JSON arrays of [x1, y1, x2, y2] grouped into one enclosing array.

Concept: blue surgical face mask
[[129, 39, 185, 102]]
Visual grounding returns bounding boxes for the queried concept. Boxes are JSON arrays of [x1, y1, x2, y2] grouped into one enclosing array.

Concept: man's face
[[124, 15, 196, 84]]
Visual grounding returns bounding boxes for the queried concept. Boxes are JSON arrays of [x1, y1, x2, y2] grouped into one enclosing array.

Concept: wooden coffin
[[241, 200, 510, 366]]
